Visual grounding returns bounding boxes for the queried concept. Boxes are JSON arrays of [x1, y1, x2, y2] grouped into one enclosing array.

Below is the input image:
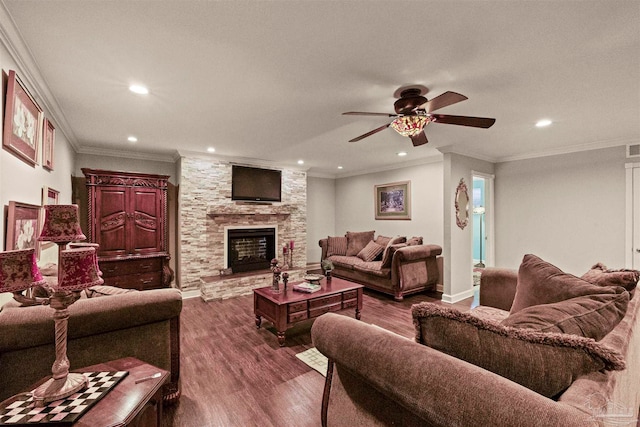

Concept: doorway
[[472, 173, 494, 285]]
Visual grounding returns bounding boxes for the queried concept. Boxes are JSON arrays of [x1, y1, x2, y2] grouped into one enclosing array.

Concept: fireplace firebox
[[227, 228, 276, 273]]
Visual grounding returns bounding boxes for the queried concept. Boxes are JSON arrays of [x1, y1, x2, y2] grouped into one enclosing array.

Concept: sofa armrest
[[479, 267, 518, 311], [312, 313, 593, 427], [319, 238, 329, 263], [394, 244, 442, 262]]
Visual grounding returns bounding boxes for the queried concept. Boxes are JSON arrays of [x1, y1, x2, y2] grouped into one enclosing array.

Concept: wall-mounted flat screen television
[[231, 165, 282, 202]]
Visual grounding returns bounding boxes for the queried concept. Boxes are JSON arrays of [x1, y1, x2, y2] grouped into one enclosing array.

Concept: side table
[[0, 357, 168, 427]]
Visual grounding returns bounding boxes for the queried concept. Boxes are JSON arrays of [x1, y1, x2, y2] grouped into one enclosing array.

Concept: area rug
[[295, 347, 328, 377]]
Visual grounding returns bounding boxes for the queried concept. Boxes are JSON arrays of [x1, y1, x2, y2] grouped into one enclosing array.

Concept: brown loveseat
[[0, 287, 182, 403], [312, 257, 640, 426], [319, 231, 443, 301]]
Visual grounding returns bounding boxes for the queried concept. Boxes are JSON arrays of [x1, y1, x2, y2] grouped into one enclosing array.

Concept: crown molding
[[334, 154, 443, 179], [494, 137, 633, 162], [175, 150, 310, 172], [0, 3, 79, 150], [77, 146, 177, 163]]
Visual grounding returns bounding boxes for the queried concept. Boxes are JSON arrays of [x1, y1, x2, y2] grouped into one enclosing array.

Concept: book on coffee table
[[293, 282, 321, 293]]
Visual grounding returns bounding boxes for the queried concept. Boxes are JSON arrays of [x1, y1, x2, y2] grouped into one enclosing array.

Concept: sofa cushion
[[326, 236, 348, 257], [412, 303, 626, 398], [469, 305, 510, 324], [327, 255, 364, 270], [353, 261, 389, 278], [502, 290, 629, 341], [346, 231, 375, 256], [510, 254, 622, 314], [357, 241, 385, 262], [381, 237, 407, 268], [581, 263, 639, 295]]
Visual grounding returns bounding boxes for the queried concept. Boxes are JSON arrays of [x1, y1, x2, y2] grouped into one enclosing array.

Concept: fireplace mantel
[[207, 202, 297, 218]]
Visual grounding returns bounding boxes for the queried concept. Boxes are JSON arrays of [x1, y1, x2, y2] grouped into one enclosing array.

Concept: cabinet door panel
[[130, 188, 163, 253], [96, 187, 128, 256]]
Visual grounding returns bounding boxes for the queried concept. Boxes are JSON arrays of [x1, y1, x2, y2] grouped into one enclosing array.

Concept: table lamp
[[0, 204, 103, 406]]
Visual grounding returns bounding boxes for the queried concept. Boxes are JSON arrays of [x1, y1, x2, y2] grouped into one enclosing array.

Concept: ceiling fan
[[343, 87, 496, 146]]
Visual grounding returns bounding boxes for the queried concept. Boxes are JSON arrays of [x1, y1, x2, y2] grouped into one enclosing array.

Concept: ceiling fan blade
[[410, 131, 428, 147], [348, 122, 392, 142], [430, 114, 496, 128], [343, 111, 397, 117], [421, 91, 468, 113]]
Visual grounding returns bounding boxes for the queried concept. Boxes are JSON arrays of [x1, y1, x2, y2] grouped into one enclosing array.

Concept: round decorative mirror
[[455, 178, 469, 230]]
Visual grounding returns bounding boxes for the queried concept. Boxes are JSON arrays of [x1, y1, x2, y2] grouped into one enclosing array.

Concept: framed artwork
[[42, 118, 55, 170], [374, 181, 411, 220], [42, 186, 60, 205], [2, 70, 42, 166], [5, 201, 41, 256]]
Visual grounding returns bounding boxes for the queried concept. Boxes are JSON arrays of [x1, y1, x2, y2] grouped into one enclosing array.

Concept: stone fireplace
[[178, 157, 307, 300], [226, 226, 276, 273]]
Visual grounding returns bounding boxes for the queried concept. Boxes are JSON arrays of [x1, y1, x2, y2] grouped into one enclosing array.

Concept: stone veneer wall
[[179, 156, 307, 300]]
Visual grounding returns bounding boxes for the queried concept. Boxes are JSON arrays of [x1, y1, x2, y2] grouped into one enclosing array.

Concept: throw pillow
[[406, 236, 423, 246], [85, 285, 137, 298], [357, 241, 385, 262], [412, 303, 625, 398], [502, 290, 629, 341], [510, 254, 622, 314], [346, 231, 375, 256], [326, 236, 348, 257], [380, 236, 407, 268], [581, 263, 639, 295], [374, 235, 392, 247]]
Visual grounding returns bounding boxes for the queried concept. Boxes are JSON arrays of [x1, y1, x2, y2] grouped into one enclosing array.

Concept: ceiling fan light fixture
[[390, 115, 428, 137]]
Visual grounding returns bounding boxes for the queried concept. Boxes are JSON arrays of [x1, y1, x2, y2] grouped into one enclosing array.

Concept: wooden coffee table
[[254, 276, 363, 346]]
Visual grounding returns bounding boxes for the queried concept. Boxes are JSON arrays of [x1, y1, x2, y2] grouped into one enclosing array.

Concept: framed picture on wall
[[374, 181, 411, 220], [42, 118, 55, 170], [5, 201, 41, 256], [42, 186, 59, 205], [2, 70, 42, 166]]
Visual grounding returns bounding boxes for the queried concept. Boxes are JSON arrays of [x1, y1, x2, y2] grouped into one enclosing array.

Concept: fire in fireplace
[[226, 227, 276, 273]]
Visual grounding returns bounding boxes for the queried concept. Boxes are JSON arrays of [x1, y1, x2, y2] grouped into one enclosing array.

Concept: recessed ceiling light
[[337, 166, 343, 170], [129, 84, 149, 95], [207, 147, 215, 153], [535, 119, 552, 127], [127, 136, 138, 143], [297, 160, 304, 165], [397, 151, 408, 157]]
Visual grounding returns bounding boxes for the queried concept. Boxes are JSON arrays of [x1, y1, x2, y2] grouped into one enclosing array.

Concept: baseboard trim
[[441, 288, 475, 304], [180, 289, 201, 300]]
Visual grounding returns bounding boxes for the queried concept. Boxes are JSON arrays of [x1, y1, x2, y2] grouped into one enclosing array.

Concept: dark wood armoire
[[82, 168, 173, 290]]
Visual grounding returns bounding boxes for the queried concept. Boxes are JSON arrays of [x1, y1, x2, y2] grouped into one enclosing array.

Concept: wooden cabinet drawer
[[99, 257, 162, 277], [342, 298, 358, 309], [343, 290, 358, 300], [309, 294, 342, 309], [309, 302, 342, 318], [102, 271, 162, 290], [288, 301, 308, 314], [288, 311, 309, 323]]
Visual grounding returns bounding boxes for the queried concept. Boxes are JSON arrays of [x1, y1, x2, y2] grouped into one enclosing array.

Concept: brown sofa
[[0, 287, 182, 403], [312, 264, 640, 426], [319, 232, 443, 301]]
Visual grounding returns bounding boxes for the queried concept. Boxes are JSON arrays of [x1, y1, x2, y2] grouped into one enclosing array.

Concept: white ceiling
[[2, 1, 639, 177]]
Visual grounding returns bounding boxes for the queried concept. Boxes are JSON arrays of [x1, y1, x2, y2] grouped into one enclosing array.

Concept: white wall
[[306, 176, 335, 265], [334, 160, 444, 245], [495, 146, 627, 274], [74, 153, 177, 183]]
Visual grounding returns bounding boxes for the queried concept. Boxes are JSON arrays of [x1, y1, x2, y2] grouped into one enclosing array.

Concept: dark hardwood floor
[[162, 288, 474, 427]]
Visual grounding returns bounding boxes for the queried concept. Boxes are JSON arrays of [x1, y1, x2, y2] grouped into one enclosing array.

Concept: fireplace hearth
[[227, 228, 276, 273]]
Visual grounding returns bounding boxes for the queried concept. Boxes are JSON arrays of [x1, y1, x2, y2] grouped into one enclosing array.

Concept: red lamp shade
[[38, 205, 86, 243], [0, 249, 46, 293], [57, 247, 104, 291]]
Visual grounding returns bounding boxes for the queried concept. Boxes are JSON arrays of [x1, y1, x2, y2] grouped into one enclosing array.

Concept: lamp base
[[32, 373, 88, 407]]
